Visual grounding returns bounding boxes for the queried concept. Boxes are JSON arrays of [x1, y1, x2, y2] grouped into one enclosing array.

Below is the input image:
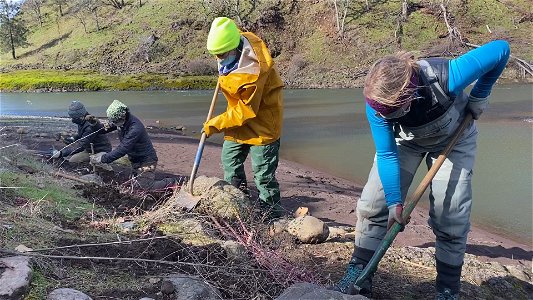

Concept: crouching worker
[[90, 100, 175, 191], [52, 101, 111, 162], [203, 17, 284, 218]]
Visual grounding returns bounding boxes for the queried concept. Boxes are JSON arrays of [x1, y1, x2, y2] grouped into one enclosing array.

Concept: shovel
[[174, 81, 220, 210], [352, 113, 474, 292]]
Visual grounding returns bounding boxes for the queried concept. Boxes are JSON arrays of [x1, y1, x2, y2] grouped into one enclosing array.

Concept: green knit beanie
[[106, 100, 128, 121], [206, 17, 240, 55]]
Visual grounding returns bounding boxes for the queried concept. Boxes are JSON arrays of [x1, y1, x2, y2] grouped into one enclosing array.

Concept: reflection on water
[[1, 85, 532, 243]]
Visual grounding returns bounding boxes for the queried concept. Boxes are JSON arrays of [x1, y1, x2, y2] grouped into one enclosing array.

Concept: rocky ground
[[0, 116, 531, 300]]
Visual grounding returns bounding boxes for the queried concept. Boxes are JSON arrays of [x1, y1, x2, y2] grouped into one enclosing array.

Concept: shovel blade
[[174, 189, 201, 211]]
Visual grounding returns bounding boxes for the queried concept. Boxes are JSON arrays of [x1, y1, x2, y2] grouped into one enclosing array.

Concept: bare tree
[[72, 0, 102, 32], [87, 0, 101, 31], [26, 0, 45, 27], [332, 0, 349, 36], [102, 0, 125, 9], [0, 0, 29, 59], [395, 0, 409, 45], [202, 0, 257, 25], [51, 0, 68, 17]]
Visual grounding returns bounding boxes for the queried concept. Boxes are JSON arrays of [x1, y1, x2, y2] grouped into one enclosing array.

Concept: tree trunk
[[139, 0, 142, 7], [94, 8, 100, 31], [59, 4, 63, 16], [8, 22, 15, 59]]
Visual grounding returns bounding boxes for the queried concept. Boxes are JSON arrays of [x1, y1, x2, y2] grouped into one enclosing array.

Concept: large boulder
[[276, 283, 368, 300], [179, 176, 250, 220], [0, 256, 32, 300], [287, 216, 330, 243]]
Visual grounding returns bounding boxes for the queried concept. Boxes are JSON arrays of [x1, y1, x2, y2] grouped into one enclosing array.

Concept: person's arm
[[448, 40, 510, 97], [366, 103, 402, 207], [101, 126, 140, 164], [204, 73, 268, 135], [62, 125, 94, 157]]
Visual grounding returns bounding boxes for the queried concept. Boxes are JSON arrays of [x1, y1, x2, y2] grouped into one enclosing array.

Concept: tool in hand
[[351, 113, 474, 293], [174, 81, 220, 210]]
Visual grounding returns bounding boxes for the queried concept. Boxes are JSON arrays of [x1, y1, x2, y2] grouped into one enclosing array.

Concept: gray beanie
[[68, 101, 88, 118]]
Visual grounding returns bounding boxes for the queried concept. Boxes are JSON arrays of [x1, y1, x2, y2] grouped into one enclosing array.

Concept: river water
[[1, 84, 531, 243]]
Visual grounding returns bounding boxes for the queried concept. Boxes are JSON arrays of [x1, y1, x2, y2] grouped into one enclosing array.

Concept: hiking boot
[[331, 263, 372, 296], [436, 288, 459, 300]]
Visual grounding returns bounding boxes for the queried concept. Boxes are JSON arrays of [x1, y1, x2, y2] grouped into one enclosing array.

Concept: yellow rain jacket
[[204, 32, 284, 145]]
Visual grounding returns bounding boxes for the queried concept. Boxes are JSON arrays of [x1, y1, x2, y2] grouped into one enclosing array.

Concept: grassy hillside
[[1, 0, 531, 90]]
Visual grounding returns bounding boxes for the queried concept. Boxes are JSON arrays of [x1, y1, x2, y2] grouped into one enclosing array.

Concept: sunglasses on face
[[376, 101, 412, 119]]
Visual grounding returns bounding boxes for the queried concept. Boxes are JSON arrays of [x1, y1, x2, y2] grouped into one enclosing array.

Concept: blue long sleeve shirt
[[366, 40, 510, 207]]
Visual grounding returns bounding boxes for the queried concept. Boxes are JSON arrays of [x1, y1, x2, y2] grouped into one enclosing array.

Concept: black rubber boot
[[435, 259, 462, 300], [331, 247, 374, 296]]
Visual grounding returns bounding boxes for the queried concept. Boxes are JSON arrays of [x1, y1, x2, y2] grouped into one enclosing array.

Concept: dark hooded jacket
[[101, 112, 158, 166], [62, 119, 112, 157]]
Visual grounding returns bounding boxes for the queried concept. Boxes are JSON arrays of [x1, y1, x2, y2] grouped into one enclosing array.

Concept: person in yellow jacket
[[203, 17, 284, 218]]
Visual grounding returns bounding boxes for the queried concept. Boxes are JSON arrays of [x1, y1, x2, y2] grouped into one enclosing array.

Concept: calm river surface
[[1, 84, 532, 243]]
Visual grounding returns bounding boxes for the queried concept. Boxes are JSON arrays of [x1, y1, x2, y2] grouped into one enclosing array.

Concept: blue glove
[[467, 95, 488, 120]]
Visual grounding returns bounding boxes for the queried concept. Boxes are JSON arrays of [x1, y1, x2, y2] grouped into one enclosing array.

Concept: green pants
[[221, 140, 280, 206]]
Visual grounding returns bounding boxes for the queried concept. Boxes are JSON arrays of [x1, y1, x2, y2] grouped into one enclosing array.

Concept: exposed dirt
[[1, 116, 531, 300]]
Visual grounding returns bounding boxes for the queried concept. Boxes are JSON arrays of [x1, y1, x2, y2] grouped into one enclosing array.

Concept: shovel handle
[[354, 113, 473, 287], [188, 81, 220, 194]]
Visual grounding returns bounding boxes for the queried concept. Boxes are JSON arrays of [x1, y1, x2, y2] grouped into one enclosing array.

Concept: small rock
[[15, 244, 33, 253], [293, 206, 309, 218], [80, 174, 104, 185], [269, 219, 289, 236], [221, 240, 247, 261], [47, 288, 92, 300], [148, 277, 161, 284], [139, 298, 155, 300], [16, 128, 28, 134], [160, 280, 175, 295], [162, 274, 222, 299], [119, 221, 136, 231], [328, 226, 347, 239], [504, 265, 531, 282]]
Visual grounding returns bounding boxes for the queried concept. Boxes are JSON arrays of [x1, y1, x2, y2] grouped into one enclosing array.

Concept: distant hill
[[1, 0, 531, 88]]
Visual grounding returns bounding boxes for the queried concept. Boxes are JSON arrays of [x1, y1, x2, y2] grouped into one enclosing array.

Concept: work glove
[[90, 152, 105, 164], [103, 120, 112, 131], [85, 114, 98, 125], [63, 136, 75, 144], [387, 203, 409, 231], [51, 150, 61, 159], [467, 95, 488, 120], [200, 127, 209, 138], [202, 122, 220, 138]]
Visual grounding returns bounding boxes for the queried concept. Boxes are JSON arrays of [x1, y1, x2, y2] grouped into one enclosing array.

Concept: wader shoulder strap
[[417, 59, 454, 109]]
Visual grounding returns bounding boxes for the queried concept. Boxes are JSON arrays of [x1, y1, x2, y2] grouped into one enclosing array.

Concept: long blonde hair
[[364, 51, 419, 107]]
